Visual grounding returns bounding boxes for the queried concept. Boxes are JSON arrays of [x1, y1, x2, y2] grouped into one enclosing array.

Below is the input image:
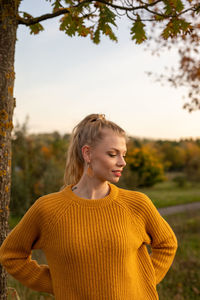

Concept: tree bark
[[0, 1, 20, 299]]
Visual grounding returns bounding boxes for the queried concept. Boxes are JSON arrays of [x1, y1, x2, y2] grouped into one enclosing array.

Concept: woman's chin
[[109, 177, 120, 183]]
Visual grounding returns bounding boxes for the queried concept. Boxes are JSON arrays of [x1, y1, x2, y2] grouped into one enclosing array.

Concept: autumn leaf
[[29, 23, 44, 35], [131, 15, 147, 44], [161, 18, 192, 39], [92, 5, 117, 44]]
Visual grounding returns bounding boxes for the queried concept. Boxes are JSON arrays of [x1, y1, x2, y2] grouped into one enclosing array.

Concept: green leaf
[[91, 5, 117, 44], [78, 26, 91, 37], [59, 11, 80, 37], [176, 0, 184, 12], [163, 0, 173, 15], [29, 23, 44, 35], [154, 15, 165, 21], [58, 3, 117, 43], [163, 0, 184, 14], [51, 0, 64, 12], [100, 5, 117, 27], [131, 15, 147, 44], [93, 27, 100, 44], [102, 23, 117, 42], [161, 18, 192, 39], [59, 9, 93, 39]]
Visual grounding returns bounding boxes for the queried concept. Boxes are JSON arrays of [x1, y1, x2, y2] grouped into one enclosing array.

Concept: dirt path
[[158, 201, 200, 216]]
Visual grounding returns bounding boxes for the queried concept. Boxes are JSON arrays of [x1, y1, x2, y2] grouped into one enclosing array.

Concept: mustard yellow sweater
[[0, 183, 177, 299]]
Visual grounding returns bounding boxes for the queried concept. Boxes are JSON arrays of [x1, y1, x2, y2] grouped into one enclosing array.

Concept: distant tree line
[[11, 122, 200, 217]]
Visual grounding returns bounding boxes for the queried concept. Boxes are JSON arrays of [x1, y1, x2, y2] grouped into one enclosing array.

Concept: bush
[[173, 175, 187, 187], [126, 147, 165, 187]]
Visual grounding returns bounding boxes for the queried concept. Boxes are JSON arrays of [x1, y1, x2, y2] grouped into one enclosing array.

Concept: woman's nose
[[117, 156, 126, 167]]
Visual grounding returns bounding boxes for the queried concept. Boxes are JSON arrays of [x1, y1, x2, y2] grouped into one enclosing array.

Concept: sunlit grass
[[6, 282, 53, 300], [139, 180, 200, 208], [157, 209, 200, 299]]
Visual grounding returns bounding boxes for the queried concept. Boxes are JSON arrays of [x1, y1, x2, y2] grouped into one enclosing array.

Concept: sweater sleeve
[[136, 193, 178, 285], [0, 197, 54, 294]]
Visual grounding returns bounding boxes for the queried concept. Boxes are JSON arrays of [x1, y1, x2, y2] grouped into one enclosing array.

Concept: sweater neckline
[[62, 182, 118, 207]]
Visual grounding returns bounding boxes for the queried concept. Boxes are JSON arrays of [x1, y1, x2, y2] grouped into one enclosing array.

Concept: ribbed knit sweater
[[0, 183, 177, 299]]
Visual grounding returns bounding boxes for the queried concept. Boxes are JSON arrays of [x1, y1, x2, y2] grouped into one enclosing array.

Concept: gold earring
[[87, 162, 93, 177]]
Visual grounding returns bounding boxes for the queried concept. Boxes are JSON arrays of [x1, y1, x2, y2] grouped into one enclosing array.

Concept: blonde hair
[[63, 113, 127, 187]]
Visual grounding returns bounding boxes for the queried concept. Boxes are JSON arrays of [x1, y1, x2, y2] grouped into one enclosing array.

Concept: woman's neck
[[72, 178, 110, 200]]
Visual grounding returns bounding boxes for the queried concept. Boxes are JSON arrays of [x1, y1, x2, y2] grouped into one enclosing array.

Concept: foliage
[[17, 0, 200, 45], [181, 140, 200, 182], [158, 141, 187, 171], [11, 122, 70, 217], [126, 146, 165, 187], [155, 139, 200, 182], [184, 155, 200, 182], [130, 14, 147, 44], [147, 0, 200, 111]]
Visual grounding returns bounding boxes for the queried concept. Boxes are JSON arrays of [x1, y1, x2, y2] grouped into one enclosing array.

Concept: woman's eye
[[109, 154, 116, 157]]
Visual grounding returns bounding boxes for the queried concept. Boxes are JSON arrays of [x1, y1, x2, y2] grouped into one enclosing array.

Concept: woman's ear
[[81, 145, 91, 163]]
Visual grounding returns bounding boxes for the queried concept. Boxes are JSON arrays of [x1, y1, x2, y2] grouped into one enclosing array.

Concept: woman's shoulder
[[37, 189, 66, 202], [29, 188, 73, 219], [114, 186, 156, 216], [117, 186, 150, 203]]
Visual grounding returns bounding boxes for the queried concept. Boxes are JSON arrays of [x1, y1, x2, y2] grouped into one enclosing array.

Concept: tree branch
[[96, 0, 163, 12], [17, 0, 164, 26], [145, 6, 174, 18], [17, 0, 200, 26], [17, 8, 70, 25], [126, 10, 155, 22], [138, 2, 200, 21], [177, 4, 200, 17], [17, 0, 91, 26]]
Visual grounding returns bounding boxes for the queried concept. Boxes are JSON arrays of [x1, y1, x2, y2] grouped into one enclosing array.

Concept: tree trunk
[[0, 1, 20, 299]]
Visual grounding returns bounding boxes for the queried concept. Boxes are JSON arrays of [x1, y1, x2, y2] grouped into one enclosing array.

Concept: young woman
[[0, 113, 178, 299]]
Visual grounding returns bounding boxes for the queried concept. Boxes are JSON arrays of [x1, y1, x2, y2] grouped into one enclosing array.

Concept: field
[[157, 209, 200, 299], [139, 180, 200, 208], [6, 207, 200, 300]]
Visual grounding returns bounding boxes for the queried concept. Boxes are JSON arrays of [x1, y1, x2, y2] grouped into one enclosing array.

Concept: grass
[[157, 209, 200, 299], [6, 209, 200, 300], [6, 283, 53, 300], [139, 180, 200, 208]]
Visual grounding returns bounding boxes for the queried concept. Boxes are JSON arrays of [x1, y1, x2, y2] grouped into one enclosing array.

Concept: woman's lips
[[112, 171, 122, 177]]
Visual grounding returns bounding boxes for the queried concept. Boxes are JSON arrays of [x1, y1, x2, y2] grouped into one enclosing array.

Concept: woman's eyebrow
[[109, 148, 127, 153]]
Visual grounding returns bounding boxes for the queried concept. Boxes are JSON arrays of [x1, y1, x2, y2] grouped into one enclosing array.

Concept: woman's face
[[89, 129, 127, 183]]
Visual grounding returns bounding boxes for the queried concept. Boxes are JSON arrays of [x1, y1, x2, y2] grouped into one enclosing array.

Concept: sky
[[14, 0, 200, 140]]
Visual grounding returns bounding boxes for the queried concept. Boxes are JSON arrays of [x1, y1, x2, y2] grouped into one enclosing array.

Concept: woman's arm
[[137, 193, 178, 284], [0, 197, 54, 294]]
